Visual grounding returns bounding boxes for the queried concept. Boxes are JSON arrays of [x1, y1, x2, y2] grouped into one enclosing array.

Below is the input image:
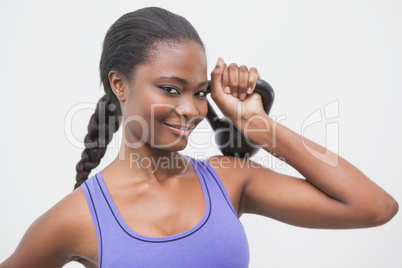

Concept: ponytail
[[74, 93, 121, 189]]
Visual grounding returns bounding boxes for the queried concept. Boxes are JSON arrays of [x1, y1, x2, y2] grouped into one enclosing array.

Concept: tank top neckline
[[95, 154, 212, 243]]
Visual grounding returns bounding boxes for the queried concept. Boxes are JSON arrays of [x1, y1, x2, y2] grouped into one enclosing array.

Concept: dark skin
[[1, 41, 398, 267]]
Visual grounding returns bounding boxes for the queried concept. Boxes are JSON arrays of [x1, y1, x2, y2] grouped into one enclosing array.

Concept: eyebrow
[[156, 76, 209, 88]]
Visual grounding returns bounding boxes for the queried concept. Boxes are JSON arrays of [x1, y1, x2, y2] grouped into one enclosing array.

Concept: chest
[[111, 175, 206, 237], [88, 173, 248, 267], [78, 160, 248, 267]]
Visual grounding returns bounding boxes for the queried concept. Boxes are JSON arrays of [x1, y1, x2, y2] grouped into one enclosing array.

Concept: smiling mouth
[[163, 122, 195, 130], [163, 122, 195, 136]]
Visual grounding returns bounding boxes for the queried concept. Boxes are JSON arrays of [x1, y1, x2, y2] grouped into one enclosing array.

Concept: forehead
[[136, 41, 207, 82]]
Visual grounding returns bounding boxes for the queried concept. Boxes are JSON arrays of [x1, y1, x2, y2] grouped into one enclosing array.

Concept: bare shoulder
[[206, 154, 265, 169], [205, 154, 267, 180], [1, 186, 97, 268], [205, 155, 266, 216]]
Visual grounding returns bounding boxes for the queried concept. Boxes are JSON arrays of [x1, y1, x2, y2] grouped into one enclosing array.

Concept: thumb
[[210, 57, 226, 100]]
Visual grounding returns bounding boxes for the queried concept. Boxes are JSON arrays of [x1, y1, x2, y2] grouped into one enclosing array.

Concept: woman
[[1, 6, 398, 268]]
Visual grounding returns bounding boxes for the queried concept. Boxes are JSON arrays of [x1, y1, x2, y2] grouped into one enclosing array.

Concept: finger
[[228, 63, 239, 98], [247, 67, 260, 94], [239, 65, 249, 101], [210, 57, 226, 100], [222, 64, 230, 94]]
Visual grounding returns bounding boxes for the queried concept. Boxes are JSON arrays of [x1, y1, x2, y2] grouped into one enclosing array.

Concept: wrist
[[237, 112, 274, 150]]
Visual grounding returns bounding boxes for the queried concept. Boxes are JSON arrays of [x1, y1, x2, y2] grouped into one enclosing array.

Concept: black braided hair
[[74, 7, 204, 189]]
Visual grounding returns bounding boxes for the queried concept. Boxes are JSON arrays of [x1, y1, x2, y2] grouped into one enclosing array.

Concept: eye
[[196, 91, 208, 98], [160, 86, 180, 95]]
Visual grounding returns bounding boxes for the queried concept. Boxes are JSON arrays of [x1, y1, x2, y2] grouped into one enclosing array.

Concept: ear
[[108, 70, 127, 102]]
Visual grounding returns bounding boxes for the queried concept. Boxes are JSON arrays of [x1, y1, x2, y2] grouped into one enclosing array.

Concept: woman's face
[[122, 41, 208, 151]]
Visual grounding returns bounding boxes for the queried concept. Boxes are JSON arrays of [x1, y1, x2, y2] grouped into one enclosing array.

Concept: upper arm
[[1, 188, 94, 268], [241, 161, 368, 228], [207, 155, 362, 229]]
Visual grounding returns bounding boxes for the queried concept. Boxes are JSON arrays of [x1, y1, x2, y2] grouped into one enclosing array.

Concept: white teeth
[[165, 123, 191, 130], [165, 123, 193, 130]]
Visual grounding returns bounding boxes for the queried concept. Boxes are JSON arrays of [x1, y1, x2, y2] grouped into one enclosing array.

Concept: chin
[[149, 137, 189, 151]]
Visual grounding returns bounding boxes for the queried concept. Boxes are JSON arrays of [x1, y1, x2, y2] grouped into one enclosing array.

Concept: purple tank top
[[81, 155, 249, 267]]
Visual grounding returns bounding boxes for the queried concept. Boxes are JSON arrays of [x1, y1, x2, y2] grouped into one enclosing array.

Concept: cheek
[[123, 94, 175, 136], [125, 89, 171, 118], [149, 105, 175, 121]]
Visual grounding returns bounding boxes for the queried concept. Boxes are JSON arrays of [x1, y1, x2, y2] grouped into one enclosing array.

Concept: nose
[[175, 96, 201, 119]]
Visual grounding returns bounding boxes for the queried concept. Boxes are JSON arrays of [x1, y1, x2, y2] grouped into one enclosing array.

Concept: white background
[[1, 0, 401, 267]]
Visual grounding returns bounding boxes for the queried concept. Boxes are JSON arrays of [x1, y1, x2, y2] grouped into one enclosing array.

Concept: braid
[[74, 93, 121, 189]]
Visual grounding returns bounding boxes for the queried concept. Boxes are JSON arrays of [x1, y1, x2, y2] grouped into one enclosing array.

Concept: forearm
[[239, 113, 398, 223]]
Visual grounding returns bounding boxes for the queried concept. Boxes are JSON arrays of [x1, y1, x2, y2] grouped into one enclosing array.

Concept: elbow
[[367, 196, 399, 227], [379, 197, 399, 225]]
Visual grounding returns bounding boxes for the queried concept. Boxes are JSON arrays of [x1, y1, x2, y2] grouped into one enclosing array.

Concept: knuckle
[[211, 68, 220, 77], [250, 67, 258, 72], [229, 63, 238, 70], [250, 67, 258, 74], [240, 65, 248, 72]]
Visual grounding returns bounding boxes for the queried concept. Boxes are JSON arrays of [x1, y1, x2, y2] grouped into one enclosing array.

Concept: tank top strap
[[185, 155, 238, 218], [81, 174, 106, 267]]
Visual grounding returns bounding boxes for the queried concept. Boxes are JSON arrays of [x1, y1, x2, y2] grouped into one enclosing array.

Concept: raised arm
[[208, 58, 398, 228], [239, 115, 397, 228]]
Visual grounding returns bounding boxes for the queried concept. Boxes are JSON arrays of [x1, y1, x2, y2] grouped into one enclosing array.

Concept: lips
[[163, 122, 196, 130], [163, 122, 195, 137]]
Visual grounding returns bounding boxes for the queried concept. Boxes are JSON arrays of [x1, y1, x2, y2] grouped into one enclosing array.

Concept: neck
[[111, 129, 192, 183]]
